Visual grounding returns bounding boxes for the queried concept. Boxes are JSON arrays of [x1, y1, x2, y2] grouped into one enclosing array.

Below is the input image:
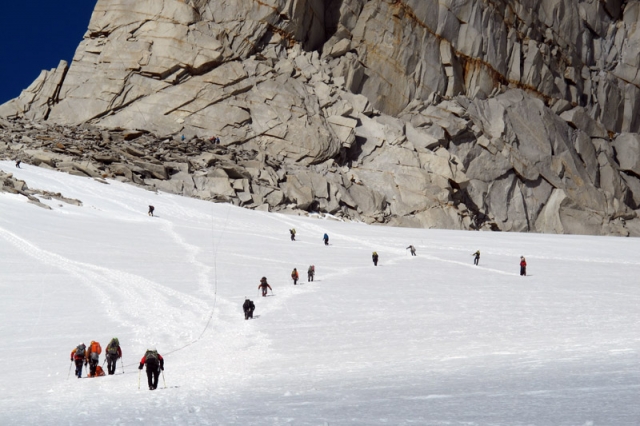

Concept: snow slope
[[0, 161, 638, 425]]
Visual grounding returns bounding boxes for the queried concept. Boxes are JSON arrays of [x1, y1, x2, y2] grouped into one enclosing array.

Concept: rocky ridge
[[0, 165, 82, 210], [3, 0, 640, 235]]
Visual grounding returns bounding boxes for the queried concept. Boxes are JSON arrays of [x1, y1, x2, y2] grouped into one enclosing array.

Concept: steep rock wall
[[2, 0, 640, 236]]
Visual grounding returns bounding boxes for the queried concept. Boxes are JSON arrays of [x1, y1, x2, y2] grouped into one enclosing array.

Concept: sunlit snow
[[0, 161, 638, 425]]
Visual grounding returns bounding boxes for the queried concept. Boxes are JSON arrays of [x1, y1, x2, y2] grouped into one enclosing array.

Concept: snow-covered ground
[[0, 160, 638, 425]]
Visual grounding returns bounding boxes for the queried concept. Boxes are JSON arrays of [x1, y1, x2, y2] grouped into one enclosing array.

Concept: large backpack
[[76, 344, 86, 358], [91, 341, 102, 355], [107, 338, 119, 356], [145, 350, 159, 366]]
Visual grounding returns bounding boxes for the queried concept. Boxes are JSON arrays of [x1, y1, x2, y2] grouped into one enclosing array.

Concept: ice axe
[[67, 360, 73, 380]]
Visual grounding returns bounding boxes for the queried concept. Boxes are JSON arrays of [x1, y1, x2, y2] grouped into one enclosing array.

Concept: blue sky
[[0, 1, 96, 104]]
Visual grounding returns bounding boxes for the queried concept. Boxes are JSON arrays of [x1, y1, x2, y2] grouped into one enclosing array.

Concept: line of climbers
[[70, 227, 530, 388], [70, 338, 121, 378], [70, 339, 166, 390]]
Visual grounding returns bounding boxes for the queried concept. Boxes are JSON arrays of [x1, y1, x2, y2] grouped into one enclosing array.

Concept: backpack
[[91, 341, 102, 355], [107, 338, 119, 356], [145, 350, 159, 364], [76, 344, 86, 358]]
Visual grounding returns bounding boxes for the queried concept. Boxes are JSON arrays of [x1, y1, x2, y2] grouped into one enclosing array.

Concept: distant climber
[[472, 250, 480, 266], [520, 256, 527, 276], [372, 251, 379, 266], [243, 298, 255, 320], [85, 340, 102, 377], [138, 346, 164, 390], [406, 245, 416, 256], [105, 338, 122, 375], [209, 136, 220, 144], [290, 228, 296, 241], [258, 277, 272, 297], [148, 205, 155, 217], [291, 268, 299, 285], [307, 265, 315, 282], [15, 159, 21, 168], [70, 343, 86, 378], [323, 233, 329, 246]]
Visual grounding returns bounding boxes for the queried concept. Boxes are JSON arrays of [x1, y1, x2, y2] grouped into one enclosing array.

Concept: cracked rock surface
[[3, 0, 640, 236]]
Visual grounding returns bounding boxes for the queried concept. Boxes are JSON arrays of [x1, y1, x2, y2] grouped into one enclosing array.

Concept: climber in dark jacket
[[138, 347, 164, 390], [243, 298, 255, 319]]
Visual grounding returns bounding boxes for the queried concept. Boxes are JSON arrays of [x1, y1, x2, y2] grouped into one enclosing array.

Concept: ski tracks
[[158, 219, 215, 299], [0, 225, 209, 346]]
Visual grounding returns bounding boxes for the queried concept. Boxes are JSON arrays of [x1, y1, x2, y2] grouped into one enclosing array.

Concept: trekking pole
[[121, 357, 125, 374], [138, 369, 141, 390], [67, 361, 73, 380], [162, 370, 166, 389]]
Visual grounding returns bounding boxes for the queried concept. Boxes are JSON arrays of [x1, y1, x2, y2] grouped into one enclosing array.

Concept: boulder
[[193, 175, 236, 198], [613, 133, 640, 176], [281, 174, 315, 210], [560, 107, 608, 138], [132, 161, 169, 180]]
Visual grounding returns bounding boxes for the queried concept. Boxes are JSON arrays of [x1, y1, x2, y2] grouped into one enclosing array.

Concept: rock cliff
[[3, 0, 640, 236]]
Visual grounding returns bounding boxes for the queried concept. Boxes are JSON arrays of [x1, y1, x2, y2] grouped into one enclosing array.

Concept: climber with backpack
[[323, 233, 329, 246], [307, 265, 315, 282], [290, 228, 296, 241], [258, 276, 272, 296], [472, 250, 480, 266], [372, 251, 379, 266], [85, 340, 102, 377], [291, 268, 299, 285], [70, 343, 86, 378], [139, 346, 164, 390], [243, 298, 255, 320], [105, 337, 122, 375]]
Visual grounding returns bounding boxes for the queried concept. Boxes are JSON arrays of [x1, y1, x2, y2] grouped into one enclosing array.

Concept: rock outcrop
[[0, 166, 82, 210], [3, 0, 640, 236]]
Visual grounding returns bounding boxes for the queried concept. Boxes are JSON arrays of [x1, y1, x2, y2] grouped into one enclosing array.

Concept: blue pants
[[74, 359, 84, 377]]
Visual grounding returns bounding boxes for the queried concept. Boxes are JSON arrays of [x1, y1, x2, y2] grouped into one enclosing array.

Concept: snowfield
[[0, 160, 639, 425]]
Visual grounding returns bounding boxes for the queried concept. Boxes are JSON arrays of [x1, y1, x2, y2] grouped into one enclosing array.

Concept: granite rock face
[[2, 0, 640, 236]]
